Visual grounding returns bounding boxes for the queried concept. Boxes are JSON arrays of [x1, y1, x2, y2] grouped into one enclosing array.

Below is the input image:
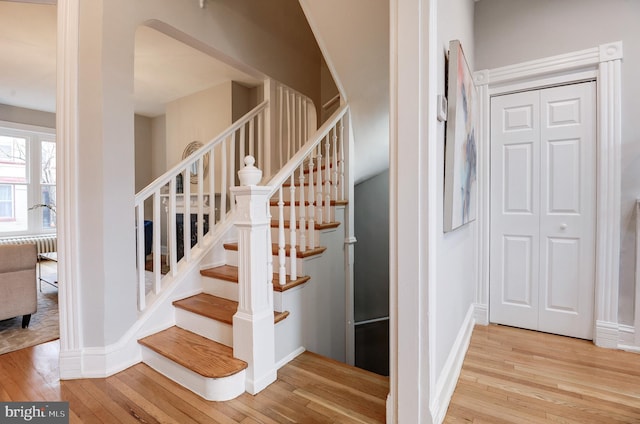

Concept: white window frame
[[0, 121, 56, 236]]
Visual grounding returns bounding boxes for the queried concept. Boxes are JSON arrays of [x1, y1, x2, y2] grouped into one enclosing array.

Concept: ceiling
[[0, 1, 262, 117]]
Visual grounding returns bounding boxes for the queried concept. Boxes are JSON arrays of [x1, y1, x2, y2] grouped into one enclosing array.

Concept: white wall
[[474, 0, 640, 325], [435, 0, 476, 381], [299, 0, 389, 183], [71, 0, 328, 347]]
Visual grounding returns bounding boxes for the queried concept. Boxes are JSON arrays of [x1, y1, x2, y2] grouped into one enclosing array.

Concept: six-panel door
[[489, 82, 596, 340]]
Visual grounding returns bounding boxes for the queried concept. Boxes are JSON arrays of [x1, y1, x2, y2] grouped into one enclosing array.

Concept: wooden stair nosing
[[223, 242, 327, 258], [269, 219, 341, 230], [138, 326, 247, 378], [200, 265, 311, 292], [173, 292, 292, 323]]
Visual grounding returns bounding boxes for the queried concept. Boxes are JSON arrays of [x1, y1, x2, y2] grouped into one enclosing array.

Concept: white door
[[489, 82, 596, 340]]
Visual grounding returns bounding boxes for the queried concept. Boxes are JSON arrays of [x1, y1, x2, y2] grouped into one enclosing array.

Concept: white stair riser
[[277, 186, 334, 203], [202, 277, 239, 302], [269, 205, 335, 224], [269, 227, 320, 248], [140, 346, 245, 401], [225, 249, 308, 275], [175, 308, 233, 347]]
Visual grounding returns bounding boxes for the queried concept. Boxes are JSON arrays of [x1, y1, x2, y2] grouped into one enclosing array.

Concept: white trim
[[56, 0, 83, 378], [275, 347, 305, 370], [636, 199, 640, 347], [475, 41, 623, 349], [430, 305, 475, 424], [473, 303, 488, 326]]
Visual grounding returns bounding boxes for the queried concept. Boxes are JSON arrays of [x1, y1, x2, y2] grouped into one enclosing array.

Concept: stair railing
[[134, 100, 269, 312], [267, 81, 317, 176], [266, 104, 349, 285]]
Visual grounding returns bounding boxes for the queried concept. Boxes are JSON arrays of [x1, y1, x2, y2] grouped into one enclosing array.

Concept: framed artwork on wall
[[444, 39, 477, 232]]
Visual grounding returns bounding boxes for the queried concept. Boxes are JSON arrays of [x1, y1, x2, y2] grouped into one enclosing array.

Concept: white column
[[231, 157, 276, 394]]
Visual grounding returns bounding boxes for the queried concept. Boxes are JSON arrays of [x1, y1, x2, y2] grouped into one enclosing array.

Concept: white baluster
[[183, 168, 191, 262], [316, 144, 323, 226], [308, 156, 316, 250], [289, 174, 297, 280], [324, 131, 331, 223], [230, 131, 236, 213], [239, 124, 246, 167], [153, 190, 161, 294], [136, 204, 145, 311], [169, 176, 177, 275], [209, 147, 215, 226], [339, 119, 345, 201], [298, 164, 306, 251], [278, 187, 286, 286], [297, 96, 302, 151], [286, 89, 291, 162], [197, 157, 204, 244], [249, 118, 255, 159], [332, 126, 339, 221], [278, 86, 284, 167], [220, 138, 228, 222]]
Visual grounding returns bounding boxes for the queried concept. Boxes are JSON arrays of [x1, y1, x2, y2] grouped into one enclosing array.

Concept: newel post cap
[[238, 155, 262, 186]]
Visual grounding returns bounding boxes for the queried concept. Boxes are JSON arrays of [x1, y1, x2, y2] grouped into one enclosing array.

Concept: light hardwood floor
[[0, 341, 388, 423], [3, 324, 640, 423], [445, 324, 640, 423]]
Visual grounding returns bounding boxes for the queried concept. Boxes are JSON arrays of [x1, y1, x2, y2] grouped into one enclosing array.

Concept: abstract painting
[[444, 39, 477, 232]]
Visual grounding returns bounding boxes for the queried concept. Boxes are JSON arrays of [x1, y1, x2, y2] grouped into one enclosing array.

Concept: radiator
[[0, 234, 57, 255]]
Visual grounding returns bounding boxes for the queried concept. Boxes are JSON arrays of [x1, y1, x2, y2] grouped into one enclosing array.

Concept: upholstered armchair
[[0, 243, 37, 328]]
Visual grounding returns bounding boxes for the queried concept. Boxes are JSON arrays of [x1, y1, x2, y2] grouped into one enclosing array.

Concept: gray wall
[[354, 170, 389, 375], [475, 0, 640, 325], [354, 170, 389, 322]]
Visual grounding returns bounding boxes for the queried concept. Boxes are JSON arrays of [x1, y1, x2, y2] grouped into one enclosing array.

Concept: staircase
[[132, 80, 352, 401]]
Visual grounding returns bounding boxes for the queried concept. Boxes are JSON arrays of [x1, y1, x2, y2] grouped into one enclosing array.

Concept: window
[[0, 123, 56, 235]]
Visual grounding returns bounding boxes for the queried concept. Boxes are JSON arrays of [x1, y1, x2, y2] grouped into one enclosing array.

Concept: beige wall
[[0, 104, 55, 129], [166, 81, 232, 168], [134, 114, 153, 192]]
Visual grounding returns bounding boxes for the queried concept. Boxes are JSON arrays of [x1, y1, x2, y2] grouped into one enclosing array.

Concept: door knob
[[560, 223, 568, 230]]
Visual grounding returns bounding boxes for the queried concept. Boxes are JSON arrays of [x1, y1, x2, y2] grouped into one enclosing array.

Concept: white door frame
[[474, 41, 623, 349]]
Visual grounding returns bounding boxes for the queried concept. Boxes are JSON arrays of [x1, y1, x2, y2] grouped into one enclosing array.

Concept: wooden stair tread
[[274, 310, 290, 324], [173, 293, 237, 324], [200, 265, 238, 282], [200, 265, 311, 292], [270, 219, 341, 230], [223, 242, 326, 258], [138, 326, 247, 378], [173, 292, 291, 323]]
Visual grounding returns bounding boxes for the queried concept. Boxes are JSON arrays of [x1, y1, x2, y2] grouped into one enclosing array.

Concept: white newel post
[[231, 156, 277, 394]]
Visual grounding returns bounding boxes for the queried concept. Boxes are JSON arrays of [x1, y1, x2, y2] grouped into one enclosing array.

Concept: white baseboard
[[58, 349, 83, 379], [618, 324, 640, 353], [473, 303, 488, 326], [431, 304, 475, 423], [595, 320, 619, 349], [276, 347, 305, 370]]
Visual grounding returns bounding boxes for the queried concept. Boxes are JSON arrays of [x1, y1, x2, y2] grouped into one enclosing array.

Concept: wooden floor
[[4, 324, 640, 423], [445, 324, 640, 423], [0, 340, 388, 423]]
